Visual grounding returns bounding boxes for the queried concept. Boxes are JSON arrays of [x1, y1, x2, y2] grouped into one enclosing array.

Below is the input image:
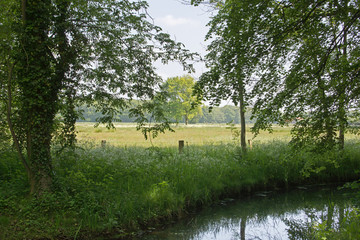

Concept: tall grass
[[1, 140, 360, 239]]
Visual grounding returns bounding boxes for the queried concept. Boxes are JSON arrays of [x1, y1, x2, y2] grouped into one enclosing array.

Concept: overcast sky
[[146, 0, 213, 80]]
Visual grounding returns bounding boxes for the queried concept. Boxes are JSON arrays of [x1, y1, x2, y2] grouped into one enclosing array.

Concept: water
[[142, 184, 357, 240]]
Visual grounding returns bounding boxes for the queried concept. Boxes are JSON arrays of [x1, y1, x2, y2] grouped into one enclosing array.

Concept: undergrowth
[[1, 140, 360, 239]]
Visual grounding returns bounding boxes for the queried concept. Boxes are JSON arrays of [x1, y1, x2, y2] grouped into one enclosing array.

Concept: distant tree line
[[77, 104, 253, 124]]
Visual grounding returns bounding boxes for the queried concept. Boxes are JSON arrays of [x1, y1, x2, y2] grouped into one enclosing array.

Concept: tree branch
[[21, 0, 27, 24], [6, 62, 31, 175]]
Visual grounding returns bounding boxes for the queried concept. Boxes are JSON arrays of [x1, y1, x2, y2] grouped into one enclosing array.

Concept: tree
[[163, 75, 202, 125], [193, 0, 263, 151], [1, 0, 196, 195], [192, 0, 360, 150], [248, 0, 360, 150], [184, 0, 222, 7], [0, 0, 16, 150]]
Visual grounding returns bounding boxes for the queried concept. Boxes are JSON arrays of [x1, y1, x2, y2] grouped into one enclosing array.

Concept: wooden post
[[101, 140, 106, 148], [248, 139, 253, 150], [179, 140, 184, 154]]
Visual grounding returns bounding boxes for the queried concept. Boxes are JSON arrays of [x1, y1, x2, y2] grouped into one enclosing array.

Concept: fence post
[[179, 140, 184, 154], [248, 139, 253, 150]]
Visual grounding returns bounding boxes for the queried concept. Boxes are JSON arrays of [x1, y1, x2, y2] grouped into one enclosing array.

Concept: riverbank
[[1, 141, 360, 239]]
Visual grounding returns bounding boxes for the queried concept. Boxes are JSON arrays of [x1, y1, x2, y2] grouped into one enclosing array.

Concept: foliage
[[77, 103, 252, 124], [129, 91, 175, 145], [285, 206, 360, 240], [0, 0, 197, 194], [248, 0, 360, 149], [1, 140, 360, 239], [284, 178, 360, 240], [0, 104, 10, 150], [162, 75, 202, 125], [191, 0, 360, 150], [226, 120, 242, 144], [193, 0, 266, 151], [189, 0, 223, 7]]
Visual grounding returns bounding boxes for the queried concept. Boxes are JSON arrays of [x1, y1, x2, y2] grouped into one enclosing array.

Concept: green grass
[[75, 122, 360, 147], [75, 122, 296, 147], [1, 137, 360, 239]]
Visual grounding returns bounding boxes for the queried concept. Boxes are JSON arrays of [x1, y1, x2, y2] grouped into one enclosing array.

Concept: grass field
[[76, 122, 360, 147], [76, 122, 294, 147]]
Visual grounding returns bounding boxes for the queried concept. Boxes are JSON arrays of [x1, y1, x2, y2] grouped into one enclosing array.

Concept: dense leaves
[[193, 0, 265, 150], [192, 0, 360, 150], [248, 0, 360, 151], [0, 0, 196, 194], [162, 75, 202, 125]]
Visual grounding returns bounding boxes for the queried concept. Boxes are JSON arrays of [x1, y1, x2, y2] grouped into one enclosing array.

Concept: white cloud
[[156, 15, 199, 27]]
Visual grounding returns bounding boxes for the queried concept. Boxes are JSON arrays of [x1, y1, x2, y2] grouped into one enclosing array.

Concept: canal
[[142, 183, 357, 240]]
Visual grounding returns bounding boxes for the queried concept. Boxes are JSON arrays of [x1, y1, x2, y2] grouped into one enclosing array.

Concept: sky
[[146, 0, 213, 80]]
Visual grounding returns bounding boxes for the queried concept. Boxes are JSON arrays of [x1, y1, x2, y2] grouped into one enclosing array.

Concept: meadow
[[1, 123, 360, 239], [75, 122, 295, 147]]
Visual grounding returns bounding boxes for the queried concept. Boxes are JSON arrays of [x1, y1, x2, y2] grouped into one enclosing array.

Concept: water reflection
[[143, 184, 356, 240]]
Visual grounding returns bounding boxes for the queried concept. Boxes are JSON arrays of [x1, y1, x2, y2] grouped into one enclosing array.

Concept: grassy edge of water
[[1, 140, 360, 239]]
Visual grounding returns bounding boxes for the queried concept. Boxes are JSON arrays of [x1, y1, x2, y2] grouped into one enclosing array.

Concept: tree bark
[[21, 0, 27, 24], [184, 114, 189, 125], [18, 0, 56, 195], [336, 1, 348, 150], [239, 81, 246, 152], [338, 98, 346, 150], [338, 0, 348, 150]]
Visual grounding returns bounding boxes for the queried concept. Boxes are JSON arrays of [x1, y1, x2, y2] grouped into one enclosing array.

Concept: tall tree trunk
[[27, 126, 54, 194], [18, 0, 57, 195], [338, 0, 348, 150], [338, 98, 346, 150], [21, 0, 27, 23], [239, 81, 246, 152], [55, 0, 77, 149], [184, 114, 189, 125]]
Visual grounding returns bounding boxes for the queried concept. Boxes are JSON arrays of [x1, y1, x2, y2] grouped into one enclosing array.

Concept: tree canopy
[[193, 0, 264, 150], [192, 0, 360, 150], [163, 75, 202, 125], [0, 0, 196, 195]]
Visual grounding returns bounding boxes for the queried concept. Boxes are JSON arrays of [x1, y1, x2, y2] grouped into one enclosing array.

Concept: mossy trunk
[[27, 128, 54, 195], [18, 0, 59, 195]]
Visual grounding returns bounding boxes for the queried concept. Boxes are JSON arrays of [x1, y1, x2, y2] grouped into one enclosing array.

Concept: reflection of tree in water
[[285, 202, 350, 239], [143, 185, 355, 240]]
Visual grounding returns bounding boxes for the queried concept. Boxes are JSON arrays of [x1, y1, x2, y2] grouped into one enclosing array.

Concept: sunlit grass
[[75, 122, 295, 147], [76, 122, 360, 147]]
